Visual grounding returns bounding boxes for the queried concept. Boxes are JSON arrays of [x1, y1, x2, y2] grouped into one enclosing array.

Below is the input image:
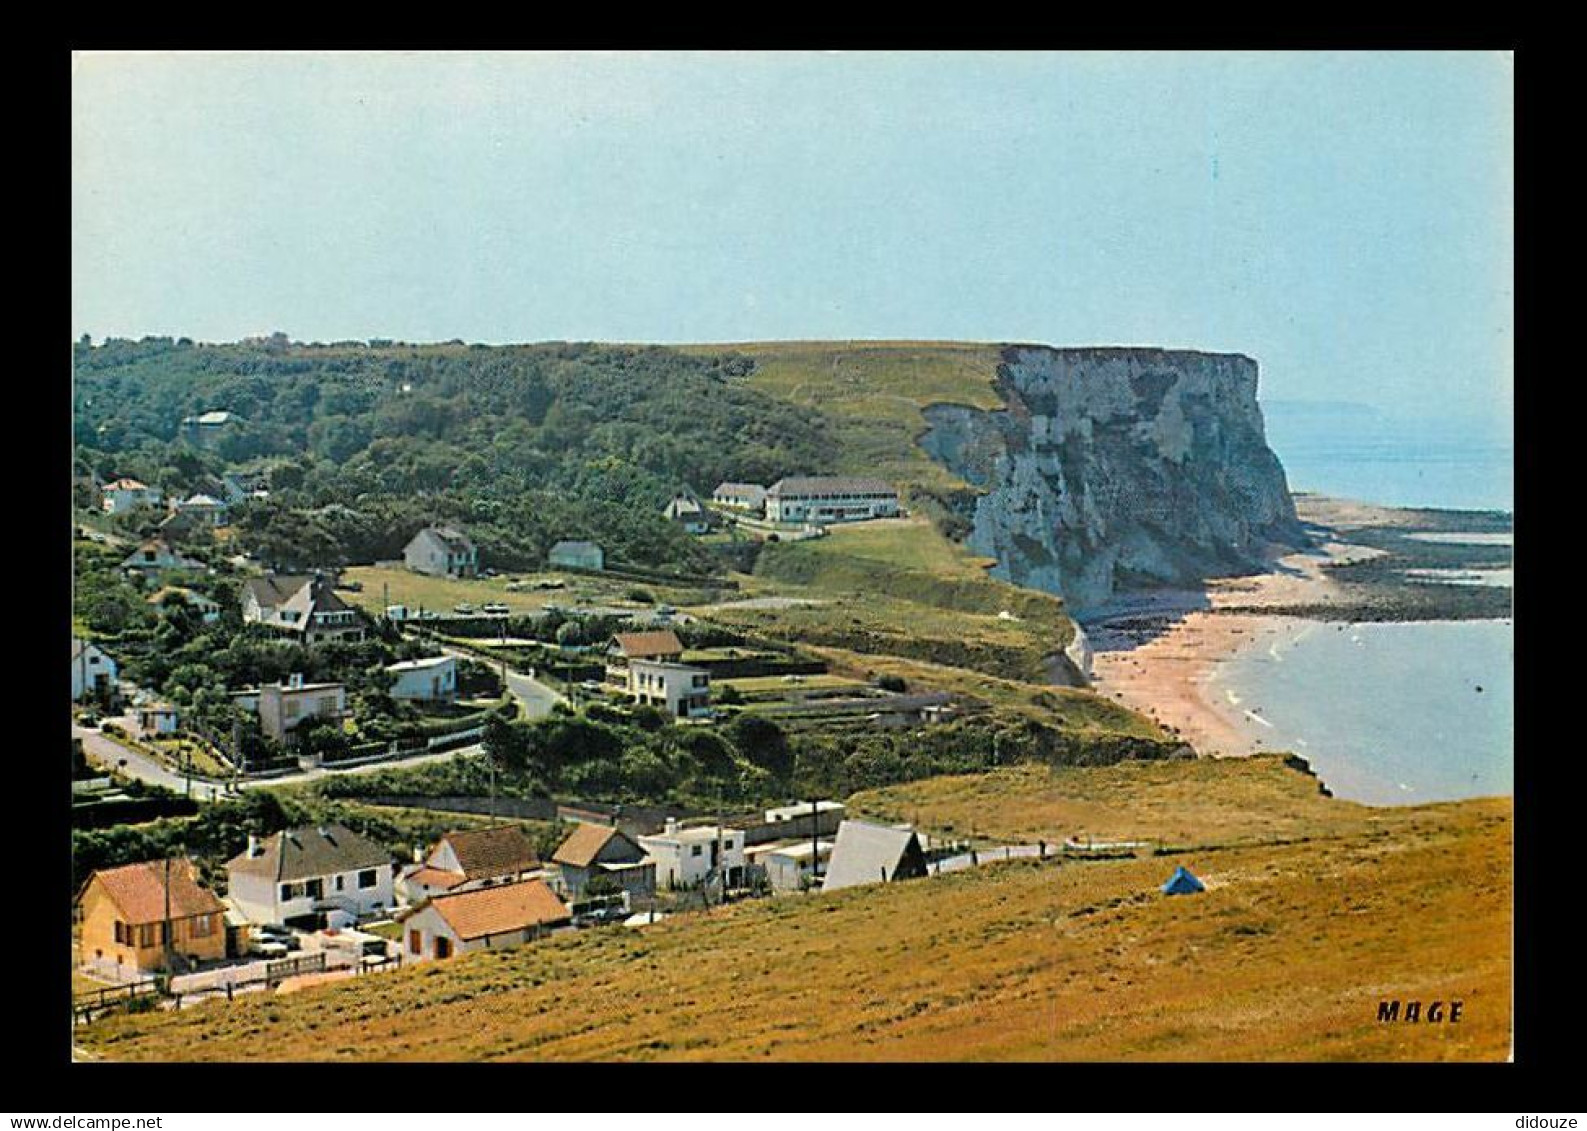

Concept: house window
[[137, 923, 155, 948], [691, 845, 702, 857], [113, 920, 127, 944], [358, 869, 378, 889], [724, 839, 734, 849], [306, 879, 324, 900], [409, 929, 422, 955], [191, 913, 214, 938], [335, 875, 344, 892]]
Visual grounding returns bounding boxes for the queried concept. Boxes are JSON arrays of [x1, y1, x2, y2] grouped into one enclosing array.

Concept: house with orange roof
[[605, 630, 712, 719], [395, 877, 571, 962], [398, 825, 544, 905], [101, 477, 163, 515], [75, 858, 228, 974], [550, 822, 655, 900]]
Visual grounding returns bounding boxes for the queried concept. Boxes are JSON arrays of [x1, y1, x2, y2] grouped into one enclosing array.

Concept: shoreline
[[1086, 495, 1513, 768]]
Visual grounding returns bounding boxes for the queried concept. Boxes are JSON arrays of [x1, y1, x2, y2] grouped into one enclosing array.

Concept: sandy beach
[[1086, 531, 1379, 758]]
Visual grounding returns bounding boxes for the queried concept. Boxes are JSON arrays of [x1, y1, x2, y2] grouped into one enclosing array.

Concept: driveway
[[75, 721, 489, 797], [74, 722, 230, 802], [438, 643, 567, 720]]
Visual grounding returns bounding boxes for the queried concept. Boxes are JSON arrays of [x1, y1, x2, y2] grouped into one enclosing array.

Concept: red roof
[[403, 865, 467, 891], [82, 859, 225, 925], [424, 879, 570, 940], [610, 630, 683, 659]]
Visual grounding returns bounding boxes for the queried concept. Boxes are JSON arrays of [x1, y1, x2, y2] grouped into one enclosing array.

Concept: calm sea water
[[1262, 402, 1514, 513], [1210, 619, 1514, 805]]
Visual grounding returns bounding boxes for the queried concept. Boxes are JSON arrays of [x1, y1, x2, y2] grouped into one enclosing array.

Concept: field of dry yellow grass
[[77, 757, 1510, 1062]]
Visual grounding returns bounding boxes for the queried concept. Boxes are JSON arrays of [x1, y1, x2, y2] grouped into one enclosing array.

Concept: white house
[[120, 538, 205, 575], [403, 526, 478, 579], [764, 800, 846, 827], [549, 823, 655, 901], [71, 638, 118, 702], [637, 821, 746, 891], [548, 539, 604, 572], [242, 574, 365, 644], [173, 493, 229, 527], [662, 493, 710, 535], [225, 824, 395, 927], [179, 411, 238, 449], [101, 478, 163, 515], [626, 658, 711, 720], [764, 476, 899, 524], [399, 825, 544, 905], [231, 675, 347, 743], [820, 820, 930, 892], [147, 586, 222, 623], [396, 878, 570, 963], [605, 629, 685, 686], [137, 703, 179, 736], [711, 482, 767, 513], [745, 840, 834, 892], [385, 655, 457, 702]]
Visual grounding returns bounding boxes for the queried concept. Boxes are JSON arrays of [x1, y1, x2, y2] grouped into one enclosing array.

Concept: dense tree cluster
[[73, 338, 832, 574]]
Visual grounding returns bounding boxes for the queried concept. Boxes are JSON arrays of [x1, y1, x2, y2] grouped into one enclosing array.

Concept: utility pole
[[162, 854, 175, 976], [810, 798, 821, 882], [488, 742, 497, 828], [715, 797, 726, 907]]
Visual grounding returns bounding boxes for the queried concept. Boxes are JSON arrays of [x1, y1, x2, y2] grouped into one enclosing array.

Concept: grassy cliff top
[[78, 756, 1510, 1063], [681, 340, 1007, 493]]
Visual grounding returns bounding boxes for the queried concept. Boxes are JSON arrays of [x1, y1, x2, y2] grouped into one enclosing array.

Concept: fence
[[72, 977, 161, 1024]]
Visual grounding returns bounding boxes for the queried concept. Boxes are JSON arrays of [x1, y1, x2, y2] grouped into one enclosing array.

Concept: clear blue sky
[[72, 51, 1512, 422]]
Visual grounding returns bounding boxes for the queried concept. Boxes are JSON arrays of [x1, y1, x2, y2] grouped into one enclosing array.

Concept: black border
[[35, 36, 1555, 1107]]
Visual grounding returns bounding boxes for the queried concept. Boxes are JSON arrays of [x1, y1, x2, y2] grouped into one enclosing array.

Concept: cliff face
[[919, 345, 1303, 614]]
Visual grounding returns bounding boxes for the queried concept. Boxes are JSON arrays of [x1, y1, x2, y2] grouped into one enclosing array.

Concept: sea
[[1215, 402, 1514, 805], [1261, 401, 1514, 513], [1209, 619, 1513, 806]]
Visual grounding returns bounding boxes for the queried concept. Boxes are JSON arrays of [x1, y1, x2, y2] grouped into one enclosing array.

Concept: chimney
[[288, 672, 304, 690], [664, 818, 678, 836], [247, 834, 261, 858], [412, 845, 424, 864]]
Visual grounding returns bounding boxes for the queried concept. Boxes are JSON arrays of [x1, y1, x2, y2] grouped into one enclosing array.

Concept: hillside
[[77, 757, 1510, 1062]]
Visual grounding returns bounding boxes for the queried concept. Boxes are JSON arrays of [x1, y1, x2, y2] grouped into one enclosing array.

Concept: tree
[[727, 714, 793, 777]]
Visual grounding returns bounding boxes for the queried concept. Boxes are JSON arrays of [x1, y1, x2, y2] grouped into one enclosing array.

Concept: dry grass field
[[77, 757, 1510, 1062]]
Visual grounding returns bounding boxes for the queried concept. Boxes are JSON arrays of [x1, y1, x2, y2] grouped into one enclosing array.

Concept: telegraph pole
[[162, 855, 175, 975], [810, 798, 821, 882]]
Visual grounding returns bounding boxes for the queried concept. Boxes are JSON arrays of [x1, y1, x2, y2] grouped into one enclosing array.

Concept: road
[[438, 643, 567, 720], [75, 721, 231, 802], [75, 722, 490, 800], [74, 645, 566, 804]]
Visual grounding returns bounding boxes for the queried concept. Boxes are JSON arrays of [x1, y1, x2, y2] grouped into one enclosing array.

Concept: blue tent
[[1161, 866, 1205, 895]]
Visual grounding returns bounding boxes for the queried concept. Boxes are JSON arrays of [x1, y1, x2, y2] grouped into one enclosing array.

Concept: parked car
[[482, 602, 510, 616], [255, 924, 301, 951], [454, 602, 477, 614], [250, 939, 289, 959]]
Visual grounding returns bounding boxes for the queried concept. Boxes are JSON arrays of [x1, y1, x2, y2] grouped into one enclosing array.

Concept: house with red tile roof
[[550, 823, 655, 900], [605, 629, 685, 687], [398, 825, 544, 905], [395, 878, 570, 962], [75, 858, 227, 973]]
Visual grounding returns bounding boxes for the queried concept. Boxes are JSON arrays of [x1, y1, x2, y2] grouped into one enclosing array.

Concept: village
[[74, 465, 1128, 1022]]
